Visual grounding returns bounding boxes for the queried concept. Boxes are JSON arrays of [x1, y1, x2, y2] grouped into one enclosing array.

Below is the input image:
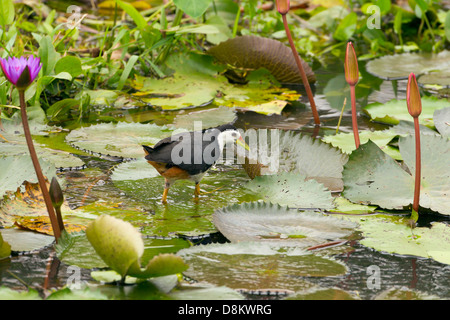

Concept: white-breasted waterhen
[[142, 124, 248, 204]]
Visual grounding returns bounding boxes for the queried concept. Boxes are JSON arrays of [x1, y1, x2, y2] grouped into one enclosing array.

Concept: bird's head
[[217, 129, 249, 151]]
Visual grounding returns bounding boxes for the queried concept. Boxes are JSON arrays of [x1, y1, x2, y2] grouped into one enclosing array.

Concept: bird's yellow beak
[[236, 136, 250, 151]]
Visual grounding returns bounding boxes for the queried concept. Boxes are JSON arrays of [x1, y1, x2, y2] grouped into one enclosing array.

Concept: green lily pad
[[329, 197, 377, 215], [178, 242, 348, 291], [362, 96, 450, 127], [342, 135, 450, 215], [0, 287, 41, 300], [171, 106, 237, 131], [365, 50, 450, 87], [132, 52, 298, 113], [65, 122, 173, 159], [322, 130, 399, 156], [0, 228, 54, 253], [212, 202, 357, 247], [240, 129, 348, 192], [434, 107, 450, 138], [244, 173, 334, 209], [169, 285, 245, 300], [354, 214, 450, 265], [0, 155, 56, 198]]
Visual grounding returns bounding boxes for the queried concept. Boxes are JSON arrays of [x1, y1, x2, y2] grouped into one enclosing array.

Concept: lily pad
[[171, 106, 237, 131], [362, 96, 450, 127], [354, 214, 450, 265], [207, 35, 316, 84], [132, 52, 299, 113], [212, 202, 357, 247], [0, 127, 85, 169], [434, 107, 450, 138], [0, 228, 54, 253], [240, 129, 348, 192], [365, 50, 450, 87], [0, 155, 56, 199], [65, 122, 173, 159], [178, 242, 348, 291], [244, 173, 334, 209], [342, 135, 450, 215]]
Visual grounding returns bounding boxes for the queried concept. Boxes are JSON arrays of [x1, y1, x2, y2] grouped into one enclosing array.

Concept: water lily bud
[[276, 0, 290, 15], [406, 73, 422, 118], [345, 42, 359, 86], [49, 177, 64, 209]]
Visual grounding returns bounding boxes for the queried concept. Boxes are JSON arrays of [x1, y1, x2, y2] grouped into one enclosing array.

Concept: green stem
[[350, 85, 360, 149], [19, 90, 61, 242], [282, 14, 320, 126], [412, 116, 421, 215]]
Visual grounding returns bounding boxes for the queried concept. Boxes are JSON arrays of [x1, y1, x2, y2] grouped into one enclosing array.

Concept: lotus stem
[[412, 116, 421, 214], [281, 14, 320, 126], [19, 90, 61, 242], [406, 73, 422, 222], [350, 85, 360, 149]]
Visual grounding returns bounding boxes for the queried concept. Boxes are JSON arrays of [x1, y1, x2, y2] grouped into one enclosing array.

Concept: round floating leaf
[[240, 129, 347, 192], [343, 135, 450, 215], [207, 35, 316, 84], [0, 229, 54, 253], [169, 285, 245, 300], [244, 173, 334, 209], [177, 242, 348, 291], [66, 122, 173, 159], [363, 97, 450, 127], [0, 155, 56, 198], [213, 202, 357, 247], [173, 0, 213, 18], [354, 215, 450, 265], [366, 50, 450, 87], [434, 107, 450, 138], [86, 215, 144, 278], [133, 53, 298, 113], [171, 106, 237, 131]]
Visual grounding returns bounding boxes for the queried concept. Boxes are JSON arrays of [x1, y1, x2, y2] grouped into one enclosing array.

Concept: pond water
[[1, 53, 449, 300]]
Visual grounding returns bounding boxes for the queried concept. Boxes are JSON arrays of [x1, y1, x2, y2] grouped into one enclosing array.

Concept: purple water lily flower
[[0, 56, 42, 90]]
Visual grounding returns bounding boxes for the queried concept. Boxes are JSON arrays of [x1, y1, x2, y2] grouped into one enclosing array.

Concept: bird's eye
[[232, 132, 238, 138]]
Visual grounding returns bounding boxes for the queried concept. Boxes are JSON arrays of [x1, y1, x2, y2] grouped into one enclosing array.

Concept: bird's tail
[[142, 145, 154, 156]]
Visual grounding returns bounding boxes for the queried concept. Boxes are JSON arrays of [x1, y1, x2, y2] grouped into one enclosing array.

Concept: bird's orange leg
[[194, 182, 200, 202], [162, 179, 170, 204]]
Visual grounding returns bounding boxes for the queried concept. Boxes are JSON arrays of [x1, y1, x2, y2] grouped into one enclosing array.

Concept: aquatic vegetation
[[0, 0, 449, 300]]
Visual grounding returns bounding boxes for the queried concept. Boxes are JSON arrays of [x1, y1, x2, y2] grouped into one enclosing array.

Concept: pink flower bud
[[345, 42, 359, 86]]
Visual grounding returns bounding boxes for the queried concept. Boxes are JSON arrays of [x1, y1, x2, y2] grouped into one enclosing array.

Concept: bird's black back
[[143, 124, 236, 175]]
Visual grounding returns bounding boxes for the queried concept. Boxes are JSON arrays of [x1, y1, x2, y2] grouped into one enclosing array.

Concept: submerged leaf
[[0, 228, 54, 253], [213, 202, 357, 246], [178, 242, 348, 291], [207, 35, 316, 84]]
